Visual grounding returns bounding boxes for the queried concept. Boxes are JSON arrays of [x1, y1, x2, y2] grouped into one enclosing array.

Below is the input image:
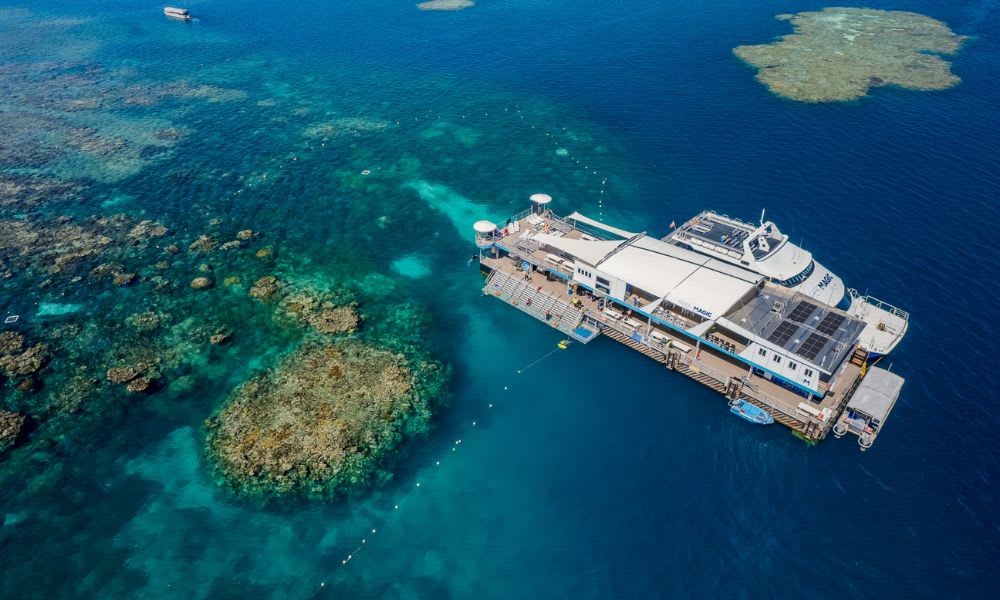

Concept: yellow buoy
[[557, 340, 568, 350]]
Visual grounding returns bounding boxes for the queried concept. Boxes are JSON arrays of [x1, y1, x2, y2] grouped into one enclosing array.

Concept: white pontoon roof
[[532, 233, 625, 266], [847, 368, 904, 421], [599, 245, 757, 319], [564, 212, 635, 239], [529, 213, 764, 320]]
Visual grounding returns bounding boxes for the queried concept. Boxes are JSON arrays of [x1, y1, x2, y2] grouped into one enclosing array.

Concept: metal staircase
[[484, 270, 595, 343]]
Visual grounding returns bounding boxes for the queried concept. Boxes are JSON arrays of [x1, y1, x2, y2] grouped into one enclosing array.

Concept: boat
[[664, 210, 846, 308], [164, 7, 192, 20], [473, 195, 907, 449], [664, 210, 908, 354], [730, 399, 774, 425]]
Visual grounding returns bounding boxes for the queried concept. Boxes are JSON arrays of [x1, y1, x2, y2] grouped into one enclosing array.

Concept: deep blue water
[[2, 0, 999, 597]]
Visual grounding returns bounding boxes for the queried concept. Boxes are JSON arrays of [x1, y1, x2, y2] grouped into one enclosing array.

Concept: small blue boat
[[730, 399, 774, 425]]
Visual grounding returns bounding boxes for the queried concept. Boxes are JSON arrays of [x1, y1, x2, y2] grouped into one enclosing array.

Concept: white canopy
[[533, 233, 625, 266], [473, 220, 497, 233], [530, 193, 553, 204], [599, 243, 757, 320], [847, 367, 904, 421], [565, 212, 635, 239]]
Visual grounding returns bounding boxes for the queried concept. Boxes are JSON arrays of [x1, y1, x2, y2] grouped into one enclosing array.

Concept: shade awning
[[847, 367, 904, 421], [532, 233, 626, 266], [565, 212, 635, 239], [473, 220, 497, 233]]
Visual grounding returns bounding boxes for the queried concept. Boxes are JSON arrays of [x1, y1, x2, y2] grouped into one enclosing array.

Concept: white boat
[[664, 210, 846, 308], [664, 210, 907, 354], [164, 6, 192, 20]]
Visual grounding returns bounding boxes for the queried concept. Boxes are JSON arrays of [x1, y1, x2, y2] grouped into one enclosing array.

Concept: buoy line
[[325, 339, 570, 586], [507, 104, 611, 219], [217, 102, 611, 229]]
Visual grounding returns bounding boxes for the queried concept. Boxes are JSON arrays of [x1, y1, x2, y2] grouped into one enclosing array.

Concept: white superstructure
[[665, 211, 845, 308], [493, 210, 871, 397], [664, 210, 908, 354], [476, 197, 909, 448]]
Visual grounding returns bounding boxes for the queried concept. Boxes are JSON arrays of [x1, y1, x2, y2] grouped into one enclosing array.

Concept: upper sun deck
[[668, 211, 786, 262]]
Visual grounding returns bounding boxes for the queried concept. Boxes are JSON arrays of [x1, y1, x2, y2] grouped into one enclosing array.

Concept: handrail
[[847, 288, 910, 321]]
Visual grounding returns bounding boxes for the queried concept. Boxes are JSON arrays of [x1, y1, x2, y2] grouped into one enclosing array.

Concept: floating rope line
[[503, 104, 611, 219], [326, 339, 570, 586], [516, 344, 565, 374]]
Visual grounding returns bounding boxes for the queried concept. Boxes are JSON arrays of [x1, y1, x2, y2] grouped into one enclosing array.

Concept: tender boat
[[164, 7, 192, 20], [730, 399, 774, 425]]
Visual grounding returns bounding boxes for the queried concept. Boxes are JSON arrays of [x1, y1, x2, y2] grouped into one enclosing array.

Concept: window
[[757, 348, 767, 357], [595, 276, 611, 294], [789, 362, 798, 371], [771, 260, 816, 287], [804, 368, 814, 378], [772, 355, 781, 364]]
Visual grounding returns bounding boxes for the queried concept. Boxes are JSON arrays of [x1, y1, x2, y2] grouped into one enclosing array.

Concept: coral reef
[[279, 290, 360, 334], [106, 367, 138, 384], [188, 235, 217, 253], [249, 275, 282, 300], [190, 276, 214, 290], [302, 117, 394, 141], [0, 410, 25, 454], [0, 332, 24, 355], [126, 312, 167, 332], [0, 175, 82, 209], [0, 341, 49, 379], [417, 0, 475, 11], [204, 339, 445, 498], [734, 8, 968, 102]]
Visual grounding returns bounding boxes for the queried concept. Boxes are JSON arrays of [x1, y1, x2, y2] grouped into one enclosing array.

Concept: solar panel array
[[796, 332, 829, 361], [788, 301, 818, 324], [816, 313, 846, 336], [767, 321, 800, 346]]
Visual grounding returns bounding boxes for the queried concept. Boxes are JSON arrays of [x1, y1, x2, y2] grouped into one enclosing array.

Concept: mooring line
[[516, 343, 566, 374]]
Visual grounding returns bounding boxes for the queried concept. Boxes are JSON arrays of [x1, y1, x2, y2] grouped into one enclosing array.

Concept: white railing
[[848, 288, 910, 321]]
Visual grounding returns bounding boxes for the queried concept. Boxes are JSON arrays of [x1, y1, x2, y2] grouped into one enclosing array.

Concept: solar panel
[[788, 301, 817, 324], [816, 313, 846, 336], [767, 321, 800, 346], [796, 332, 829, 361]]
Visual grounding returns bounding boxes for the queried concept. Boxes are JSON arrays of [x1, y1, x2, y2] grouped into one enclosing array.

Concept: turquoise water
[[1, 0, 999, 597]]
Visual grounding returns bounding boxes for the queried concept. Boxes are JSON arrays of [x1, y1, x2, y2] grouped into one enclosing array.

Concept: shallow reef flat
[[734, 8, 968, 102], [204, 339, 446, 499], [417, 0, 475, 12], [0, 4, 624, 522]]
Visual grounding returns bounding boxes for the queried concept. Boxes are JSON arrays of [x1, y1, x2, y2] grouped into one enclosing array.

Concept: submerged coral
[[190, 276, 214, 290], [249, 275, 282, 300], [734, 8, 968, 102], [0, 341, 49, 379], [0, 410, 26, 454], [279, 290, 360, 334], [417, 0, 475, 11], [204, 339, 445, 498]]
